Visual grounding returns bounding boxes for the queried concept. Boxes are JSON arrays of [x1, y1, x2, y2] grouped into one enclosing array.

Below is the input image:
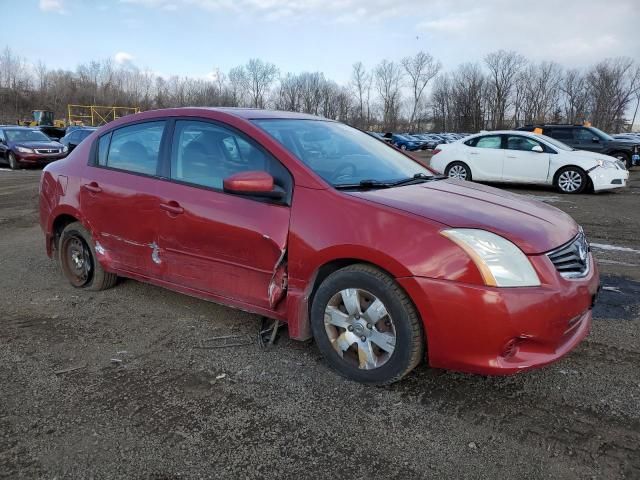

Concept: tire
[[445, 161, 472, 181], [400, 144, 407, 150], [612, 152, 631, 169], [310, 264, 424, 385], [555, 166, 587, 194], [8, 152, 19, 170], [58, 222, 117, 291]]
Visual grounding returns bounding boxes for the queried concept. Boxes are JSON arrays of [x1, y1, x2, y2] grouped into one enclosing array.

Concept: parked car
[[391, 133, 422, 151], [517, 124, 640, 168], [0, 126, 67, 169], [412, 134, 438, 150], [365, 131, 392, 143], [40, 108, 599, 384], [431, 130, 629, 194], [59, 127, 97, 154]]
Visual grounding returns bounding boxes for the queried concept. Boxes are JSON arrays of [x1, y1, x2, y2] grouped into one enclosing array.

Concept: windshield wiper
[[389, 173, 446, 187], [334, 179, 394, 190]]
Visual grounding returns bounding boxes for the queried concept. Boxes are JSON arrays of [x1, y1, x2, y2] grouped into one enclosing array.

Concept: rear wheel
[[445, 161, 472, 181], [555, 167, 587, 194], [8, 153, 19, 170], [58, 222, 117, 291], [310, 264, 424, 385]]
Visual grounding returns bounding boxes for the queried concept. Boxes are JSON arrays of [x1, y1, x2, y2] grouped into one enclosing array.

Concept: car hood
[[568, 149, 623, 164], [348, 179, 579, 254], [606, 139, 640, 148], [13, 141, 62, 149]]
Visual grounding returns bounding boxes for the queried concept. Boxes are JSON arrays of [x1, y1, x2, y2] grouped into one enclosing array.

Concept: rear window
[[97, 121, 165, 176]]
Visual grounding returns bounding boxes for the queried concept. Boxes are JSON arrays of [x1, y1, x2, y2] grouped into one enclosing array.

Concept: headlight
[[62, 145, 68, 153], [16, 146, 34, 154], [595, 159, 616, 169], [441, 229, 541, 287]]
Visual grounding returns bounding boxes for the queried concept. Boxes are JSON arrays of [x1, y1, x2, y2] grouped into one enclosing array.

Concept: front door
[[80, 120, 167, 277], [502, 135, 550, 183], [157, 119, 292, 309]]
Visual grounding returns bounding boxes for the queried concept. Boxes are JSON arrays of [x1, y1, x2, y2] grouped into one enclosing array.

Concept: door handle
[[469, 152, 479, 155], [82, 182, 102, 193], [160, 201, 184, 215], [506, 155, 517, 158]]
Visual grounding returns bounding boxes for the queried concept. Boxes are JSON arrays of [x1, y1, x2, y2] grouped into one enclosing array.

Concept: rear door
[[80, 120, 167, 277], [465, 134, 504, 180], [157, 119, 292, 309], [502, 135, 550, 183]]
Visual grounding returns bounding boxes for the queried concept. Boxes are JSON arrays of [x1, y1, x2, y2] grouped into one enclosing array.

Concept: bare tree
[[587, 57, 640, 131], [484, 50, 526, 129], [350, 62, 370, 128], [241, 58, 278, 108], [401, 51, 441, 130], [374, 60, 404, 131], [560, 69, 589, 124]]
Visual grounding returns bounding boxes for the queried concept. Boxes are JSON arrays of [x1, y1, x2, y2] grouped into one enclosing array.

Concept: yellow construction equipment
[[67, 105, 140, 127]]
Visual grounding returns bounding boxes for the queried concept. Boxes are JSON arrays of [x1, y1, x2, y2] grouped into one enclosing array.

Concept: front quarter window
[[253, 119, 432, 187]]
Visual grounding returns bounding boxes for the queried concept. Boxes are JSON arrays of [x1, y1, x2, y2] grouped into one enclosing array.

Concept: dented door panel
[[157, 181, 289, 308], [79, 167, 165, 277]]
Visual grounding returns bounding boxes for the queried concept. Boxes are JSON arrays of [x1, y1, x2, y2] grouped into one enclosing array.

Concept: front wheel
[[555, 167, 587, 194], [58, 222, 117, 291], [310, 264, 424, 385], [400, 144, 407, 150], [445, 161, 472, 181], [8, 153, 19, 170]]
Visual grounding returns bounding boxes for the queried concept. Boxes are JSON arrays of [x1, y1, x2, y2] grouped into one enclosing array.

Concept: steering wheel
[[331, 163, 357, 183]]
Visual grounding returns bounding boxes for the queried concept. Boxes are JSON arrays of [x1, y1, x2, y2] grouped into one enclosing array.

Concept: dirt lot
[[1, 162, 639, 479]]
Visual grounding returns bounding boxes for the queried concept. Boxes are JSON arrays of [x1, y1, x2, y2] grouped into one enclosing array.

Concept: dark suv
[[517, 124, 639, 168]]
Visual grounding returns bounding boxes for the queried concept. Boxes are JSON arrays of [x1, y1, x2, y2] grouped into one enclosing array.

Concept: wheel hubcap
[[448, 165, 467, 180], [324, 288, 396, 370], [62, 236, 93, 287], [558, 170, 582, 192]]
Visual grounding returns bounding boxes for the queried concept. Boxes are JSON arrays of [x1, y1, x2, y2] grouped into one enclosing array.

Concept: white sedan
[[430, 130, 629, 193]]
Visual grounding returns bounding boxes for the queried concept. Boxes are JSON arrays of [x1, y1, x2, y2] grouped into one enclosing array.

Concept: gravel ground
[[1, 163, 639, 479]]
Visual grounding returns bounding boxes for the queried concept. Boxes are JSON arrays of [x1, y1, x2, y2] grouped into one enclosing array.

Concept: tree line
[[1, 46, 639, 133]]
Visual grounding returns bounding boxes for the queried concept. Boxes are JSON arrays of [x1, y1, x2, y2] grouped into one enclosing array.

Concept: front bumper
[[15, 152, 66, 166], [398, 252, 599, 375], [589, 167, 630, 191]]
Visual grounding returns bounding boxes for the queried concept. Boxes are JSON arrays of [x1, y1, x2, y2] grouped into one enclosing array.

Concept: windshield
[[590, 127, 614, 141], [253, 119, 432, 186], [5, 129, 51, 143], [537, 134, 573, 151]]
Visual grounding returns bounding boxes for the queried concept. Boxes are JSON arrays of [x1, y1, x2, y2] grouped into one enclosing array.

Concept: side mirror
[[223, 171, 284, 199], [532, 145, 544, 153]]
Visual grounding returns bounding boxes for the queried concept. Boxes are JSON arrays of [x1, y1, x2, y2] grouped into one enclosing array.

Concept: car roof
[[145, 107, 324, 121]]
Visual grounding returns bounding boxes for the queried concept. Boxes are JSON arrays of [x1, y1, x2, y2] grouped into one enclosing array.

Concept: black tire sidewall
[[614, 152, 631, 169], [58, 222, 108, 290], [8, 153, 18, 170], [310, 269, 417, 384]]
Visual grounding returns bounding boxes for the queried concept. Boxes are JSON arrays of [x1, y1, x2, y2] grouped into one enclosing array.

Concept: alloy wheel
[[323, 288, 396, 370], [448, 164, 468, 180], [558, 170, 582, 193]]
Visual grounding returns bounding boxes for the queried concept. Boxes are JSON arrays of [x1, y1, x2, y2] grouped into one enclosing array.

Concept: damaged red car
[[39, 108, 599, 384]]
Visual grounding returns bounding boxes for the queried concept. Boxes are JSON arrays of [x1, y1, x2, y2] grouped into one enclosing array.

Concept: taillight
[[432, 148, 442, 155]]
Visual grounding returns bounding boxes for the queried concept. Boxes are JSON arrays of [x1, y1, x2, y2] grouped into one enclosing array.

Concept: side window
[[546, 128, 574, 141], [575, 128, 597, 142], [475, 135, 502, 149], [97, 133, 111, 166], [506, 135, 542, 152], [170, 120, 292, 200], [68, 131, 81, 143], [103, 121, 165, 175]]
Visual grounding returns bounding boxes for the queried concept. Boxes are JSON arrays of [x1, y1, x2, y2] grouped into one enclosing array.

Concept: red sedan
[[39, 108, 599, 384]]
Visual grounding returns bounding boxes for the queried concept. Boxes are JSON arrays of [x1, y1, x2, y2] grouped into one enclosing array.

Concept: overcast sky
[[6, 0, 640, 82]]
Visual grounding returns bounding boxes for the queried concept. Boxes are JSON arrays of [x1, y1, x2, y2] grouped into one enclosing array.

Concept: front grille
[[35, 148, 61, 154], [547, 230, 590, 278]]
